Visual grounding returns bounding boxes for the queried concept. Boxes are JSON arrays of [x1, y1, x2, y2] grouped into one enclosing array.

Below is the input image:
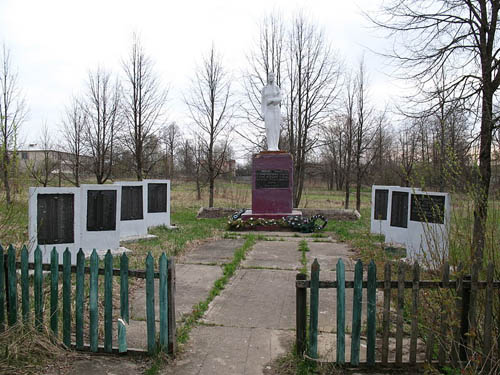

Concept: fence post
[[7, 244, 17, 326], [146, 252, 156, 355], [308, 259, 320, 359], [396, 262, 406, 365], [382, 262, 391, 364], [438, 262, 450, 366], [89, 249, 99, 353], [104, 250, 113, 353], [483, 263, 494, 373], [21, 246, 29, 324], [62, 248, 71, 347], [159, 253, 168, 351], [120, 253, 129, 323], [296, 273, 307, 357], [336, 259, 345, 364], [351, 259, 363, 366], [460, 274, 471, 362], [167, 257, 176, 356], [50, 247, 59, 335], [410, 263, 420, 365], [75, 249, 84, 350], [367, 260, 376, 366], [34, 247, 43, 330], [0, 245, 5, 331]]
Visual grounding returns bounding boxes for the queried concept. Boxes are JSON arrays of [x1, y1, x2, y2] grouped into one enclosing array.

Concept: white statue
[[261, 72, 282, 151]]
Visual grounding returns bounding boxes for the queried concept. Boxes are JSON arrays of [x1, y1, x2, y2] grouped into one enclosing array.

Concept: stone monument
[[242, 73, 302, 220]]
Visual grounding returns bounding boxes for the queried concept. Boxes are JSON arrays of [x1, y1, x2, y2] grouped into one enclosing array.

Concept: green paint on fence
[[336, 258, 345, 364], [75, 249, 84, 350], [34, 246, 43, 330], [159, 253, 168, 350], [104, 250, 113, 353], [89, 249, 99, 352], [21, 246, 29, 324], [63, 248, 71, 347], [308, 258, 320, 359], [351, 259, 363, 366], [50, 247, 59, 335], [120, 253, 129, 323], [146, 252, 156, 354], [0, 245, 5, 331], [118, 318, 127, 353], [7, 244, 18, 326], [367, 260, 377, 366]]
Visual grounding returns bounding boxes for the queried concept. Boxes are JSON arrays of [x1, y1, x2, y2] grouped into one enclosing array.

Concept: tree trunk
[[2, 153, 11, 205], [208, 172, 214, 208], [471, 88, 493, 264]]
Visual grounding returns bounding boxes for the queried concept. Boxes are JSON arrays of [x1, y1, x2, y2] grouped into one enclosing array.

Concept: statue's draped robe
[[261, 83, 282, 151]]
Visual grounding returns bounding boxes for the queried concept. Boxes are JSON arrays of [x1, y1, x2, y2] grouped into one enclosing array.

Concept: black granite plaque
[[410, 194, 445, 224], [87, 190, 116, 231], [121, 186, 143, 221], [37, 194, 74, 244], [374, 189, 389, 220], [255, 169, 289, 189], [390, 191, 408, 228], [148, 183, 168, 213]]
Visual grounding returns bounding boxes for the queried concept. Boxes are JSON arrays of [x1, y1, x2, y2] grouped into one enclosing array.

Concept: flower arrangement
[[227, 209, 328, 233]]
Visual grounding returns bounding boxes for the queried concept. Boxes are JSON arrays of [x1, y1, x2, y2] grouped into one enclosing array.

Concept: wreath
[[227, 210, 327, 233]]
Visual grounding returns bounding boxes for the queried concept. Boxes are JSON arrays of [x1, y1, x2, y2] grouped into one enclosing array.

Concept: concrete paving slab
[[307, 241, 356, 270], [179, 239, 244, 265], [46, 355, 146, 375], [204, 269, 296, 330], [130, 263, 222, 321], [165, 325, 293, 375], [242, 241, 301, 270]]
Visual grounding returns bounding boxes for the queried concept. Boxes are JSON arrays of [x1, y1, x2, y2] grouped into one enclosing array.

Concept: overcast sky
[[0, 0, 401, 158]]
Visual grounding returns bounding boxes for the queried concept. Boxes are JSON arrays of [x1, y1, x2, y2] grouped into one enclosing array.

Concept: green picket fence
[[0, 244, 176, 356], [296, 258, 500, 371]]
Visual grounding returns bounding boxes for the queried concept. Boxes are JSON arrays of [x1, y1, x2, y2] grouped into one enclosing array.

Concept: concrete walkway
[[165, 234, 359, 374]]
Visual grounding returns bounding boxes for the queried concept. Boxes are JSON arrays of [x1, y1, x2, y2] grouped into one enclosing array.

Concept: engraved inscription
[[255, 169, 289, 189], [410, 194, 445, 224]]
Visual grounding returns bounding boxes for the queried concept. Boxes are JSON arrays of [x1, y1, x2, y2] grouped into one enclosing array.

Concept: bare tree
[[343, 75, 355, 209], [122, 33, 168, 180], [0, 45, 27, 205], [162, 122, 181, 179], [370, 0, 500, 263], [185, 45, 235, 207], [82, 67, 120, 184], [26, 124, 58, 187], [61, 97, 86, 186], [285, 14, 342, 207]]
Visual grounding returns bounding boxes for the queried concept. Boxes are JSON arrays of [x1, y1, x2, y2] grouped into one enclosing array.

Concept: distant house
[[221, 159, 236, 177], [15, 144, 90, 175]]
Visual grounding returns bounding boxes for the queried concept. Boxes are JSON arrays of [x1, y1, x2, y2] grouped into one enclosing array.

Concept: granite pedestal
[[242, 152, 301, 220]]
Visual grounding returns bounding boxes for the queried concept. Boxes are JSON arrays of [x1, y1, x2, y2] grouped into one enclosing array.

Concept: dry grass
[[0, 323, 75, 375]]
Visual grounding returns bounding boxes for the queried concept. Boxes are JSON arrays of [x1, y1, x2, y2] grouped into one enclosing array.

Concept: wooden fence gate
[[0, 244, 176, 355], [296, 258, 500, 372]]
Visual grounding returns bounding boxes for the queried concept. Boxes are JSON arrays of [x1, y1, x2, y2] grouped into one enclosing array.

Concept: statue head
[[268, 72, 276, 85]]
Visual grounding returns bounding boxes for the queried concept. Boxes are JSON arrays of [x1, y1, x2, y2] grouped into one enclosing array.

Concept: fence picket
[[34, 246, 43, 330], [396, 262, 405, 365], [104, 250, 113, 353], [336, 258, 345, 364], [438, 262, 450, 365], [63, 248, 71, 347], [146, 252, 156, 354], [351, 260, 363, 366], [410, 263, 420, 364], [118, 318, 127, 353], [382, 263, 391, 364], [483, 263, 494, 373], [367, 260, 376, 366], [50, 247, 59, 335], [75, 249, 84, 350], [21, 246, 29, 324], [159, 253, 168, 350], [426, 319, 435, 363], [89, 249, 99, 352], [7, 244, 17, 326], [309, 259, 320, 359], [296, 273, 307, 356], [167, 257, 176, 355], [468, 262, 480, 352], [0, 245, 4, 331], [120, 253, 129, 323]]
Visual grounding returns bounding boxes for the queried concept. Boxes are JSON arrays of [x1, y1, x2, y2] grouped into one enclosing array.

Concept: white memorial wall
[[370, 185, 451, 261]]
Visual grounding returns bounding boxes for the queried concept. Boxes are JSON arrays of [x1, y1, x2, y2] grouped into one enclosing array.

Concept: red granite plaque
[[242, 152, 301, 220]]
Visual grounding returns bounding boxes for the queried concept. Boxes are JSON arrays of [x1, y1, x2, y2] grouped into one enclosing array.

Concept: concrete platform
[[165, 325, 293, 375], [242, 241, 302, 270], [178, 239, 243, 265]]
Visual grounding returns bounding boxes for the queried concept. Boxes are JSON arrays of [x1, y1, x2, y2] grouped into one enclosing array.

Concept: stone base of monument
[[241, 152, 302, 224], [241, 209, 303, 221]]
